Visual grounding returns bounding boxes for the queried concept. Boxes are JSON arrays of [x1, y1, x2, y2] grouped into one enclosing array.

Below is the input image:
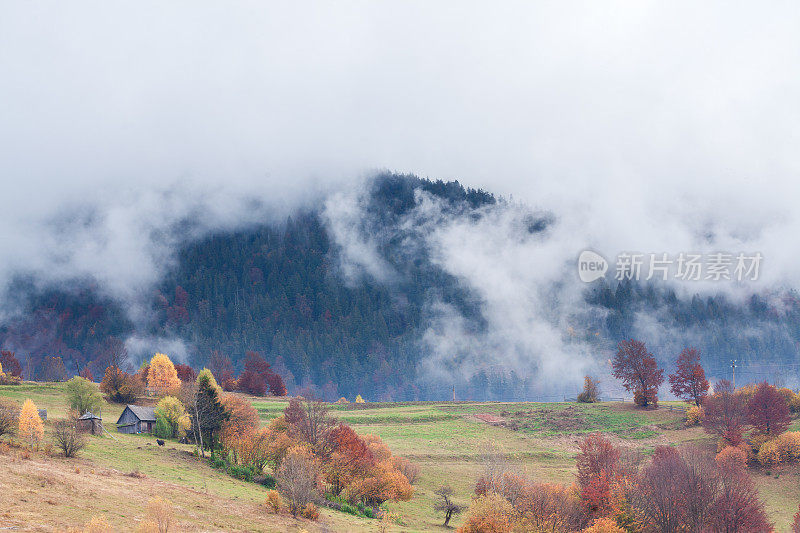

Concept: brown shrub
[[756, 431, 800, 467], [301, 502, 319, 521], [578, 376, 600, 403], [716, 446, 747, 470], [134, 521, 159, 533], [709, 460, 771, 532], [82, 515, 114, 533], [0, 399, 19, 438], [145, 497, 174, 533], [685, 405, 704, 426], [53, 413, 87, 458], [457, 492, 514, 533], [277, 448, 321, 516], [264, 489, 282, 514]]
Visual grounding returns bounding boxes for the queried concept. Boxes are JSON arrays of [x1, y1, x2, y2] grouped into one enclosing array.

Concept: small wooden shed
[[77, 411, 103, 435], [116, 405, 156, 434]]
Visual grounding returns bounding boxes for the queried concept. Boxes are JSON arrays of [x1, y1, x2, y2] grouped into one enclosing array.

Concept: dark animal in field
[[156, 439, 165, 446]]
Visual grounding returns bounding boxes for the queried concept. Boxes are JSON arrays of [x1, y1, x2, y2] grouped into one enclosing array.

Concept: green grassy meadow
[[1, 383, 798, 531]]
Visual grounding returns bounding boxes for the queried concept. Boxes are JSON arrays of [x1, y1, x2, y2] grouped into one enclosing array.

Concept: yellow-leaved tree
[[19, 398, 44, 448], [147, 353, 182, 396], [154, 396, 191, 438], [355, 395, 365, 404]]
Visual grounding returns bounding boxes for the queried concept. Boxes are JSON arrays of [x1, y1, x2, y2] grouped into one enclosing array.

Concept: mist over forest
[[3, 3, 800, 400], [1, 173, 797, 400]]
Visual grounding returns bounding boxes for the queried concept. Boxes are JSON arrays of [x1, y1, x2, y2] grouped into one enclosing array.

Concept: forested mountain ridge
[[2, 173, 800, 399]]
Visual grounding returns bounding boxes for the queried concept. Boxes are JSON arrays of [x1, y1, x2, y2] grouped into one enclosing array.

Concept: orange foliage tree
[[100, 365, 143, 403], [339, 433, 413, 505], [147, 353, 182, 396], [576, 433, 623, 519], [272, 398, 414, 506], [458, 492, 515, 533], [219, 395, 268, 467], [19, 398, 44, 448], [474, 468, 582, 532]]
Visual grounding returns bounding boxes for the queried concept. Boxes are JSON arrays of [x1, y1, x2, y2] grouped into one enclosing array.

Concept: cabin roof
[[78, 411, 102, 420], [117, 404, 156, 423]]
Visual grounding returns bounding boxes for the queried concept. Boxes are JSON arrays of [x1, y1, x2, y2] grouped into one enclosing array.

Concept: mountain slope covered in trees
[[2, 173, 800, 399]]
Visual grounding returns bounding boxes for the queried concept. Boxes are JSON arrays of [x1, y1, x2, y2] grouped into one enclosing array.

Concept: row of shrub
[[458, 433, 774, 533]]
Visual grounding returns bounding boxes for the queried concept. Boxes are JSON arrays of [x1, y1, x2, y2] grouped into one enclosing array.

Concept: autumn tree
[[747, 382, 790, 437], [668, 347, 709, 406], [237, 370, 267, 396], [633, 446, 720, 533], [79, 366, 94, 382], [221, 395, 259, 435], [277, 448, 321, 517], [65, 376, 103, 415], [577, 376, 600, 403], [612, 340, 664, 407], [576, 433, 622, 519], [345, 434, 414, 504], [154, 396, 190, 438], [147, 353, 181, 396], [237, 351, 286, 396], [284, 397, 336, 457], [325, 424, 376, 496], [219, 395, 261, 464], [53, 411, 86, 458], [708, 457, 772, 532], [0, 350, 22, 377], [434, 485, 466, 527], [582, 517, 626, 533], [174, 363, 197, 383], [19, 398, 44, 448], [458, 492, 514, 533], [0, 398, 19, 438], [703, 380, 748, 446], [266, 372, 287, 396], [100, 365, 143, 403]]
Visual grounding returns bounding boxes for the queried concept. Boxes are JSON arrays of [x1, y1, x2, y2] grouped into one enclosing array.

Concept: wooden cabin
[[116, 405, 156, 434], [77, 411, 103, 435]]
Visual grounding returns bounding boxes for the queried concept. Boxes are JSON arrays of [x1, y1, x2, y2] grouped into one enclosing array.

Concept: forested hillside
[[2, 173, 800, 399]]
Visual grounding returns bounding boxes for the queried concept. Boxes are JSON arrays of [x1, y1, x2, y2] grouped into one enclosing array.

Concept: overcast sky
[[2, 1, 800, 301]]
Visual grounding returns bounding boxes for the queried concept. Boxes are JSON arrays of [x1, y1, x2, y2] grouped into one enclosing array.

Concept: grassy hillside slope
[[1, 384, 799, 531]]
